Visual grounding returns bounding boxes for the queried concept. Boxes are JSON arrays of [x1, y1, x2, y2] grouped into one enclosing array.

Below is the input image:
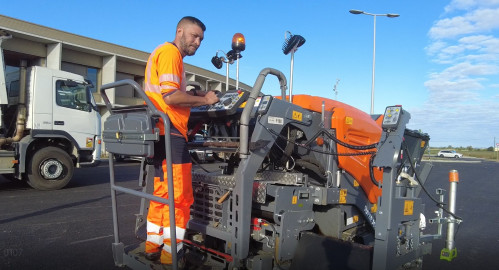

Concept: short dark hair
[[178, 16, 206, 32]]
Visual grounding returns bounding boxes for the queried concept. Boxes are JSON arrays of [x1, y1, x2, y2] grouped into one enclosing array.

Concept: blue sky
[[2, 0, 499, 148]]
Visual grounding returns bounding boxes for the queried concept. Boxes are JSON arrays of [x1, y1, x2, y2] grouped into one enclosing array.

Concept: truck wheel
[[27, 147, 74, 190]]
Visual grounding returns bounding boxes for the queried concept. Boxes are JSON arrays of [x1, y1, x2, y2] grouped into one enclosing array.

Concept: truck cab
[[1, 65, 101, 190], [27, 66, 101, 157]]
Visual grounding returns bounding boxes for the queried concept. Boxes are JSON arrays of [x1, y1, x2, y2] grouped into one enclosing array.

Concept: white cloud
[[428, 62, 499, 82], [447, 62, 499, 76], [427, 35, 499, 64], [408, 100, 499, 147], [423, 62, 499, 105], [419, 1, 499, 147], [445, 0, 499, 13], [460, 35, 499, 53], [441, 45, 466, 55], [445, 0, 476, 12], [429, 16, 474, 39], [429, 8, 499, 39], [424, 79, 481, 103], [425, 40, 448, 55]]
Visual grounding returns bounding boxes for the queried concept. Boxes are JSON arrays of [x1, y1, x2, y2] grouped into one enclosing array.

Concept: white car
[[437, 150, 463, 158]]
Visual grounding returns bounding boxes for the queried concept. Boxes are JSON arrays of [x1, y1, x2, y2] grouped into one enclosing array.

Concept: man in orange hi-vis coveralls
[[143, 16, 219, 266]]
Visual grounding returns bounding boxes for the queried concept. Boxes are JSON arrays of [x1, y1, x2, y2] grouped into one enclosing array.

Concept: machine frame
[[101, 71, 460, 270]]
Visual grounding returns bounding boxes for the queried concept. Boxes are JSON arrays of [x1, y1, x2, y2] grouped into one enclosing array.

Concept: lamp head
[[232, 33, 246, 52], [211, 55, 223, 69], [226, 50, 238, 62], [349, 9, 364, 15]]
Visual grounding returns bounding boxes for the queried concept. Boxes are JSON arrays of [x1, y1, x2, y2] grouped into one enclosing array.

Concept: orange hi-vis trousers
[[146, 134, 193, 264]]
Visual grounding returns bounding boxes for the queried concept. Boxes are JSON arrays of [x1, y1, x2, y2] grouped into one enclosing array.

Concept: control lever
[[223, 98, 232, 106]]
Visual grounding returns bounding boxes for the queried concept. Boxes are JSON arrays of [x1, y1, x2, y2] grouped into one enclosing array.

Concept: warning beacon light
[[232, 33, 246, 52]]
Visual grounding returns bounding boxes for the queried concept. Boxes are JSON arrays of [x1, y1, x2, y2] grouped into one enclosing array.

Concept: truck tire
[[27, 147, 74, 190]]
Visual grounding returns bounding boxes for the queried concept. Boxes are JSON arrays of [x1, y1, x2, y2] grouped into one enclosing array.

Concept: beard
[[179, 36, 198, 56]]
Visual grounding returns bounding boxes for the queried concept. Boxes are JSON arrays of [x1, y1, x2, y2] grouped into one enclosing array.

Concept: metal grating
[[192, 170, 306, 205], [191, 183, 224, 225]]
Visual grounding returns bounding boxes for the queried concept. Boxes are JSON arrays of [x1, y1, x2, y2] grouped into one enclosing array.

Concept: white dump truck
[[0, 30, 101, 190]]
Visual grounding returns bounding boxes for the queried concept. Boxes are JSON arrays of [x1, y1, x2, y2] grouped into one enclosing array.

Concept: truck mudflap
[[79, 159, 101, 167], [80, 135, 102, 167], [289, 232, 372, 270]]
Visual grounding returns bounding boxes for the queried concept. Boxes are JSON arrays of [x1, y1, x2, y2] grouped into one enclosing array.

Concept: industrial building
[[0, 14, 250, 136]]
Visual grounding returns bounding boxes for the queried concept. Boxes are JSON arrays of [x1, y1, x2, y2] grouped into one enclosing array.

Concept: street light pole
[[349, 9, 399, 114]]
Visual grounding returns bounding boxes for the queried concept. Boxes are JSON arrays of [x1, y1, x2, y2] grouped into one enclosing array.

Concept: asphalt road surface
[[0, 158, 498, 270]]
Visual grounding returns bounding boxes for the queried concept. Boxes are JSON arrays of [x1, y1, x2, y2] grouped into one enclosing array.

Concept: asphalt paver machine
[[101, 67, 461, 270]]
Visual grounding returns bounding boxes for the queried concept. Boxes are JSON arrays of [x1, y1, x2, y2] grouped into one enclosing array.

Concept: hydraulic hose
[[320, 128, 378, 150]]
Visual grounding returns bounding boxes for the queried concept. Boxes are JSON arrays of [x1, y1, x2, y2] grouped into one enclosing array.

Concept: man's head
[[174, 16, 206, 58]]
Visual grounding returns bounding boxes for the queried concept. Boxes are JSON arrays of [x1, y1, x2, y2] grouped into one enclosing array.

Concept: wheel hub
[[40, 159, 63, 180]]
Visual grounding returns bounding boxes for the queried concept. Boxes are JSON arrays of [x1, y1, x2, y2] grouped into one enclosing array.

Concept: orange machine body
[[290, 95, 383, 204]]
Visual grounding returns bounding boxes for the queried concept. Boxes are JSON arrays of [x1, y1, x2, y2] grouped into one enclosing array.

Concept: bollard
[[440, 170, 459, 261]]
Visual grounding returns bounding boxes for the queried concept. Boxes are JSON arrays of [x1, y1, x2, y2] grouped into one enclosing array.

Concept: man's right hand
[[204, 91, 220, 105]]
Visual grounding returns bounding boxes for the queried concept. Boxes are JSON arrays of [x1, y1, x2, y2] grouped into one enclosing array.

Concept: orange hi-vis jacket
[[144, 42, 189, 139], [143, 42, 194, 262]]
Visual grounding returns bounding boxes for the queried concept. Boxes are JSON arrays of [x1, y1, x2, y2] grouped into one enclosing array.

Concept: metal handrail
[[100, 79, 179, 270]]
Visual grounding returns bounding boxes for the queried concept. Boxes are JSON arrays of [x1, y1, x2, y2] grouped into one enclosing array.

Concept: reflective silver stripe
[[147, 220, 162, 233], [159, 73, 181, 84], [163, 226, 186, 240], [146, 221, 163, 245], [160, 84, 177, 90], [147, 234, 163, 245], [163, 242, 184, 253], [145, 82, 161, 93], [145, 44, 163, 93]]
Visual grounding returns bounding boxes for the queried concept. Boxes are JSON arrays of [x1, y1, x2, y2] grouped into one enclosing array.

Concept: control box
[[103, 106, 159, 158], [382, 105, 403, 130], [191, 90, 250, 118]]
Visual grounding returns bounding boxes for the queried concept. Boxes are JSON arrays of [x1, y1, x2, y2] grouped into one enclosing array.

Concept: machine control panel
[[382, 105, 403, 130], [191, 90, 250, 117], [257, 95, 273, 115]]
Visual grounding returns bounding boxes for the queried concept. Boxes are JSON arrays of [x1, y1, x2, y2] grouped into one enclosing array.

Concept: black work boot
[[160, 249, 187, 270], [145, 244, 164, 261], [145, 251, 161, 261]]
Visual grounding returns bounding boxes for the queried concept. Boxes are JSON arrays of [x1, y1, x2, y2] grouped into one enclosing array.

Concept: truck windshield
[[88, 87, 98, 112], [56, 80, 92, 112]]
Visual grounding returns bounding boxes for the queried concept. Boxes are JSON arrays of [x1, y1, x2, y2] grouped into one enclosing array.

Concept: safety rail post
[[100, 79, 179, 270], [109, 153, 124, 266], [440, 170, 459, 261]]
